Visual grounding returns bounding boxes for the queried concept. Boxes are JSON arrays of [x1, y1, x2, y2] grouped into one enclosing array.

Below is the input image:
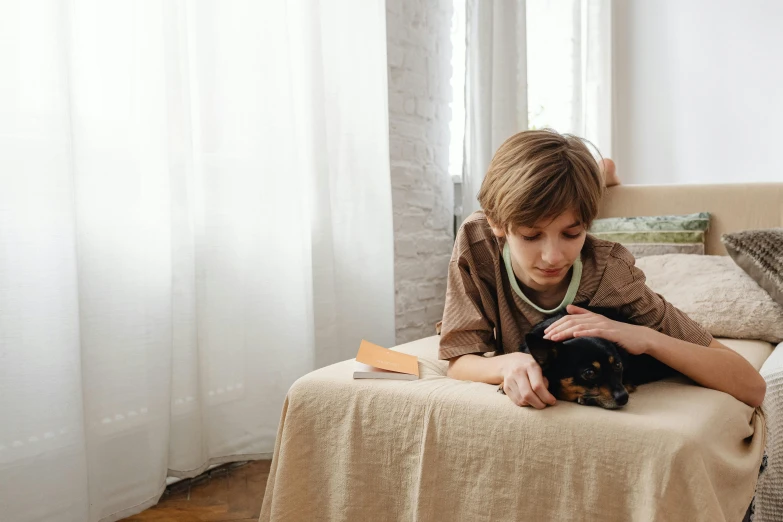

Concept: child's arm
[[642, 333, 765, 407], [440, 217, 556, 408], [448, 352, 557, 409]]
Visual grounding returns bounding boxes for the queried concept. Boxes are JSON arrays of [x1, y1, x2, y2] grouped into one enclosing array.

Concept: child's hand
[[543, 304, 656, 356], [499, 352, 557, 409]]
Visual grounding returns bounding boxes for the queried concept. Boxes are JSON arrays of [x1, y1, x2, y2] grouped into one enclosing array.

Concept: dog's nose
[[613, 389, 629, 406]]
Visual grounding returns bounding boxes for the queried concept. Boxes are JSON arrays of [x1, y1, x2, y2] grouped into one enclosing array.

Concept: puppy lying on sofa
[[498, 307, 679, 409]]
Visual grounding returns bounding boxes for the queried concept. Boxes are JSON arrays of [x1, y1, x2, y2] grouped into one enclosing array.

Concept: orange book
[[353, 339, 419, 380]]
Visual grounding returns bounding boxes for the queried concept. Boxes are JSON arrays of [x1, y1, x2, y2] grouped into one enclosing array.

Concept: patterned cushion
[[590, 212, 710, 258], [722, 228, 783, 307]]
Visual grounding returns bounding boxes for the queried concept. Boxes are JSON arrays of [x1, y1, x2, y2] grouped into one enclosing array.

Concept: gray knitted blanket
[[756, 342, 783, 522]]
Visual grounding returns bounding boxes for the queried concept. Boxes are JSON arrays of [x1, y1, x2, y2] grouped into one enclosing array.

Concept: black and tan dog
[[499, 307, 678, 409]]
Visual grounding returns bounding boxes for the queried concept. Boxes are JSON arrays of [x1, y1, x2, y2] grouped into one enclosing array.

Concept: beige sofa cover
[[260, 336, 768, 522]]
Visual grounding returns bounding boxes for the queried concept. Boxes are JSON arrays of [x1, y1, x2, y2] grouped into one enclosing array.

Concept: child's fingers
[[501, 378, 523, 405], [527, 366, 556, 405], [543, 317, 568, 334], [573, 328, 611, 341], [510, 375, 547, 409], [544, 314, 596, 336], [545, 322, 596, 341]]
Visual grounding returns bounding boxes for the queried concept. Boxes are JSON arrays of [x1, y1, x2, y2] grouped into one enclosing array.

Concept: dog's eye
[[582, 369, 597, 380], [613, 362, 623, 372]]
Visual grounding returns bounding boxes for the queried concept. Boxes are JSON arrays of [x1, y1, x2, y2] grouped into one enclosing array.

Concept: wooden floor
[[124, 460, 271, 522]]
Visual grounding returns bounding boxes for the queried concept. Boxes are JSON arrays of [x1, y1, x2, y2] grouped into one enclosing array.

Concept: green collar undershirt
[[502, 242, 582, 315]]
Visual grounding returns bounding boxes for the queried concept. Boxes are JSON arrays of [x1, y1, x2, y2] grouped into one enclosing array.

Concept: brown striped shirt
[[439, 211, 713, 360]]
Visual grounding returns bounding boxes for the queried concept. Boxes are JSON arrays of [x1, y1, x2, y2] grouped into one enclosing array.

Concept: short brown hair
[[477, 129, 604, 231]]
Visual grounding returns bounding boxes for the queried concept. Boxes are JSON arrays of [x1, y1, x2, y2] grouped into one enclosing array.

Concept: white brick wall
[[386, 0, 455, 344]]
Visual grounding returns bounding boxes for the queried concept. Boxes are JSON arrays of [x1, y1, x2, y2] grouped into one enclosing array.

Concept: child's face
[[493, 210, 586, 292]]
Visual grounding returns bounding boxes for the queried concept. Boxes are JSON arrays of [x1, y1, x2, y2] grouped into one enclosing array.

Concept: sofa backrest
[[598, 183, 783, 255]]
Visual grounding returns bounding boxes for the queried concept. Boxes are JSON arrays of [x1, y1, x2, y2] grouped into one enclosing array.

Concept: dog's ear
[[524, 334, 558, 368]]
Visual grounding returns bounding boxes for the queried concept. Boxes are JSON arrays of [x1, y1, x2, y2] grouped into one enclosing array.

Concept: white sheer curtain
[[462, 0, 613, 218], [0, 1, 396, 521], [573, 0, 613, 157], [462, 0, 528, 218]]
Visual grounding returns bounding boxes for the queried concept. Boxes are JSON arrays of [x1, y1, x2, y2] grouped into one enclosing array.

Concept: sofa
[[260, 182, 783, 522]]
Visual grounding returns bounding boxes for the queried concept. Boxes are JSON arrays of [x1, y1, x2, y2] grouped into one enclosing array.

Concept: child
[[439, 129, 765, 409]]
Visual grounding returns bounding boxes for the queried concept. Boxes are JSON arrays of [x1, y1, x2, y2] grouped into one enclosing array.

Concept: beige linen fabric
[[260, 336, 766, 522]]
